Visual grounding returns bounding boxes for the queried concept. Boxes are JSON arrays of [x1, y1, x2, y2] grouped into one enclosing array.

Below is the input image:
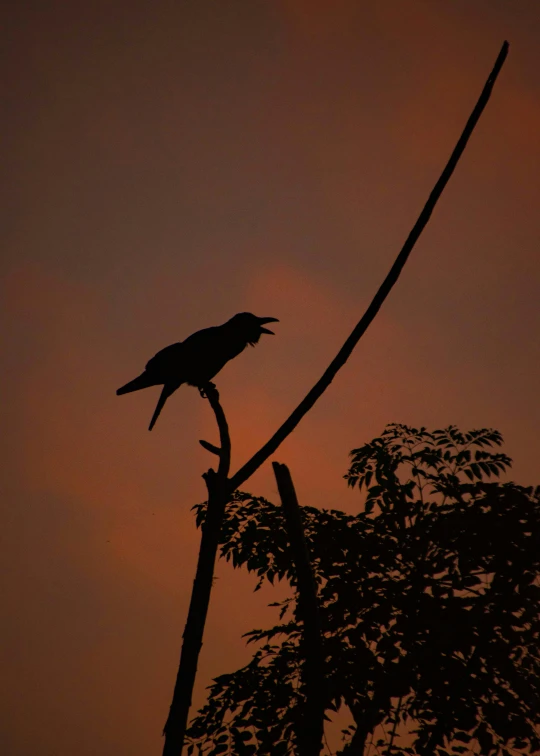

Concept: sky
[[2, 1, 540, 754]]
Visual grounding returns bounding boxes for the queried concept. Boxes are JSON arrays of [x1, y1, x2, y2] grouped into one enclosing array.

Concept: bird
[[116, 312, 279, 431]]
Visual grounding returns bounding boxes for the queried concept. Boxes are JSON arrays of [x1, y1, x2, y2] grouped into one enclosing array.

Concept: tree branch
[[272, 462, 325, 756], [228, 40, 509, 493], [162, 385, 231, 755], [202, 383, 231, 478]]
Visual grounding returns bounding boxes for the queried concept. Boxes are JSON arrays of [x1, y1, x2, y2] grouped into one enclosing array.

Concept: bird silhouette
[[117, 312, 279, 430]]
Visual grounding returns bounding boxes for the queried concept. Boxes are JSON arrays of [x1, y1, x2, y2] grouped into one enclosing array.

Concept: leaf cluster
[[188, 425, 540, 756]]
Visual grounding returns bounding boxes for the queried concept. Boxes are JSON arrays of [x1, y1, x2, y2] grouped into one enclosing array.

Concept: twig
[[387, 696, 402, 754], [162, 384, 231, 755], [228, 41, 509, 494], [199, 439, 221, 456], [273, 462, 325, 756]]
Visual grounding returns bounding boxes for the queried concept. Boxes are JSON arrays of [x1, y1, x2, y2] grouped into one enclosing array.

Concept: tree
[[161, 42, 509, 754], [186, 425, 540, 756]]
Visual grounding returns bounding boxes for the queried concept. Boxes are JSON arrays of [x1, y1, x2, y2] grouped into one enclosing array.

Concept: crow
[[117, 312, 279, 430]]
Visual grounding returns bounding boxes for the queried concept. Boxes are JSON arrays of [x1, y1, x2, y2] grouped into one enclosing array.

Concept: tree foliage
[[186, 425, 540, 756]]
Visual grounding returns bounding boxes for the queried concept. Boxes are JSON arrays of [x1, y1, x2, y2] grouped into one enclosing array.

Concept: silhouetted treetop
[[188, 424, 540, 756]]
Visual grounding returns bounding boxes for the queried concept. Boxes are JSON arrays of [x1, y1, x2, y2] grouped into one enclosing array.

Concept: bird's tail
[[116, 372, 155, 395], [148, 385, 174, 431]]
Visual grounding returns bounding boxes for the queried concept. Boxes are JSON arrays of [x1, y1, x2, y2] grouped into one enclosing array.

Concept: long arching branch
[[228, 40, 509, 493]]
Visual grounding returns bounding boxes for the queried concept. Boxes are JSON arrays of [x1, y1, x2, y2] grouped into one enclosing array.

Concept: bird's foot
[[198, 382, 217, 399]]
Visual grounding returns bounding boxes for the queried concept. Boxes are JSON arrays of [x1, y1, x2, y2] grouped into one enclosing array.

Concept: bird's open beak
[[258, 316, 279, 335]]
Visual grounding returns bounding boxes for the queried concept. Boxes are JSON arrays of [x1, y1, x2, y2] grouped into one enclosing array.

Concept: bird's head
[[227, 312, 279, 345]]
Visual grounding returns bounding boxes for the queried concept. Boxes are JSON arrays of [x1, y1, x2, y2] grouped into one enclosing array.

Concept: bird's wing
[[145, 342, 185, 375], [180, 326, 221, 353], [180, 325, 239, 383]]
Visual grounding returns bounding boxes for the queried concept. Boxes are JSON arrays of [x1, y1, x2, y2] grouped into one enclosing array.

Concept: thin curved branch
[[203, 383, 231, 478], [198, 382, 232, 473], [228, 40, 509, 493]]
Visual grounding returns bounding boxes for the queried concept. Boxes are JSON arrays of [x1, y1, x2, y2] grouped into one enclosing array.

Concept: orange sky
[[2, 2, 540, 754]]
